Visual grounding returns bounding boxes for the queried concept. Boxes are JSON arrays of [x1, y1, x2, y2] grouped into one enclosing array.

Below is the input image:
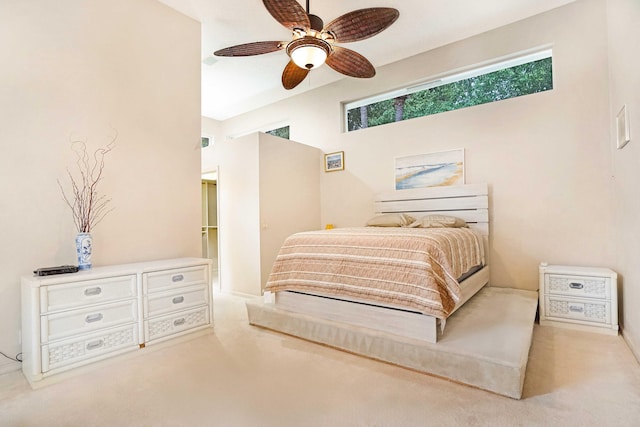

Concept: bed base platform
[[271, 265, 489, 344], [246, 286, 539, 399], [245, 183, 542, 397]]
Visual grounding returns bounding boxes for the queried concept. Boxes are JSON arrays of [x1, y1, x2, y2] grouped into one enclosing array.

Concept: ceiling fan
[[213, 0, 399, 90]]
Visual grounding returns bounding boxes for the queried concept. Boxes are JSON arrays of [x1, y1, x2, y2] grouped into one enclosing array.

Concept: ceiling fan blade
[[282, 60, 309, 90], [263, 0, 310, 31], [325, 46, 375, 78], [324, 8, 399, 43], [214, 41, 286, 57]]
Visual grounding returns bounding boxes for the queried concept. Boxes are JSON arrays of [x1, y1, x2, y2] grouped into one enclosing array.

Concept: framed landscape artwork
[[324, 151, 344, 172], [395, 149, 465, 190]]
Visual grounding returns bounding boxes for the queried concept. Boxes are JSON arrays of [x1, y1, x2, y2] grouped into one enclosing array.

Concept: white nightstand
[[538, 263, 618, 335]]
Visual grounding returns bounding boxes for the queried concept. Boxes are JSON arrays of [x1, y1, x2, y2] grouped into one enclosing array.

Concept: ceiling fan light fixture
[[287, 36, 331, 70], [215, 1, 399, 89]]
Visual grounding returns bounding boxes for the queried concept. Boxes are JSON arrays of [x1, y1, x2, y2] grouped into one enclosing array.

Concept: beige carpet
[[1, 292, 639, 426]]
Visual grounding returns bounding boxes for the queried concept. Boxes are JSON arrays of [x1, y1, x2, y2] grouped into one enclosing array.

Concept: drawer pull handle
[[569, 282, 584, 290], [172, 296, 185, 304], [569, 305, 584, 313], [172, 274, 184, 283], [174, 318, 186, 326], [85, 313, 104, 323], [86, 339, 104, 350], [84, 287, 102, 296]]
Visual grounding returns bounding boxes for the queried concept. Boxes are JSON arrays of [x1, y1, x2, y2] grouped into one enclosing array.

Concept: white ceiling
[[156, 0, 575, 121]]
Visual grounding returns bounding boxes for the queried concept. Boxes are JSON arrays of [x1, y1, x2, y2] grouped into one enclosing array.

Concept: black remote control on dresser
[[33, 265, 79, 276]]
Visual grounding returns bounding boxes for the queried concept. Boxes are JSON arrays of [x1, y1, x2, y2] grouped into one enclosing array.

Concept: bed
[[260, 183, 489, 343]]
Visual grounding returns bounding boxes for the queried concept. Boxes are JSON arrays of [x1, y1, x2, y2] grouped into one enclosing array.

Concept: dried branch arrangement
[[58, 133, 116, 233]]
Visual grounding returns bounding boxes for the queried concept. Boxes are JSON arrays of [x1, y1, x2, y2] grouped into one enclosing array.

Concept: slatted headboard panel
[[374, 183, 489, 236]]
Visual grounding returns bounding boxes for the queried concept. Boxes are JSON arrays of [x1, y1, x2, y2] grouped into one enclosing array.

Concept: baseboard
[[218, 289, 261, 300], [0, 359, 21, 376], [621, 327, 640, 364]]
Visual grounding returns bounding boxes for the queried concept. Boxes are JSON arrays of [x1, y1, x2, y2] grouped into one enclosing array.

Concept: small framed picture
[[324, 151, 344, 172], [616, 104, 630, 149]]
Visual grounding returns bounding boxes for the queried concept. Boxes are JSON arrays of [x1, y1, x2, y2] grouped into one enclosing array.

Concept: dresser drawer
[[41, 299, 138, 343], [143, 265, 208, 294], [144, 284, 209, 318], [545, 274, 610, 300], [41, 323, 138, 373], [144, 306, 210, 342], [544, 296, 611, 325], [40, 275, 137, 314]]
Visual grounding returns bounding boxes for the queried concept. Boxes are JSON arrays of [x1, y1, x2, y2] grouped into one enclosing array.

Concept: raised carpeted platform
[[246, 287, 538, 399]]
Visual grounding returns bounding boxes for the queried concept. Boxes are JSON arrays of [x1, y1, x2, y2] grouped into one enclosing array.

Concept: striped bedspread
[[265, 227, 485, 319]]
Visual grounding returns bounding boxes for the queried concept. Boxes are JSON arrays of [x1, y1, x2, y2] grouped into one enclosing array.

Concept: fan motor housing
[[308, 14, 324, 32]]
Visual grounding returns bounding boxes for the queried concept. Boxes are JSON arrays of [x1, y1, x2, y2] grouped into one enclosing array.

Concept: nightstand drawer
[[544, 296, 611, 325], [545, 274, 610, 299], [143, 266, 208, 294], [144, 284, 209, 318], [41, 275, 137, 314], [41, 299, 138, 343]]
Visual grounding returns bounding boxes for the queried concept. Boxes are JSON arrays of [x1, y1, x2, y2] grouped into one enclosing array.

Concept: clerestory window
[[344, 49, 553, 132], [266, 125, 290, 139]]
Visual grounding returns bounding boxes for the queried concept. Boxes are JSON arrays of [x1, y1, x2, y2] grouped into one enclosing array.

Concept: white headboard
[[373, 183, 489, 236]]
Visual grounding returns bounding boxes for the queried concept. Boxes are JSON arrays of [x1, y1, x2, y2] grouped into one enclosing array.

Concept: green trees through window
[[346, 54, 553, 132], [266, 125, 290, 139]]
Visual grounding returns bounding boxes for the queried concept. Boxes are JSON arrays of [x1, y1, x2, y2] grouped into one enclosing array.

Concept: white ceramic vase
[[75, 232, 93, 270]]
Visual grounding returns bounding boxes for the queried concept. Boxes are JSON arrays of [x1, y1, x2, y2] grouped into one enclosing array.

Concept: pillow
[[366, 213, 415, 227], [409, 214, 467, 228]]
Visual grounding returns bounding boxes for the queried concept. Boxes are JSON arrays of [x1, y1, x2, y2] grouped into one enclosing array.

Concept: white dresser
[[21, 258, 213, 387], [538, 263, 618, 335]]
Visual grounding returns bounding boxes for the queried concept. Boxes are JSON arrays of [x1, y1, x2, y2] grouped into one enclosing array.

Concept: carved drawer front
[[143, 266, 208, 293], [144, 306, 210, 342], [545, 274, 609, 299], [40, 275, 137, 314], [544, 296, 611, 325], [41, 323, 139, 373], [144, 284, 209, 318], [41, 299, 138, 343]]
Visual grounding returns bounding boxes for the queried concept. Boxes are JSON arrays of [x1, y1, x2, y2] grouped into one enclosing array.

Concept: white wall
[[212, 0, 613, 293], [0, 0, 201, 371], [606, 0, 640, 359], [258, 134, 322, 289], [209, 132, 321, 296], [215, 133, 262, 296]]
